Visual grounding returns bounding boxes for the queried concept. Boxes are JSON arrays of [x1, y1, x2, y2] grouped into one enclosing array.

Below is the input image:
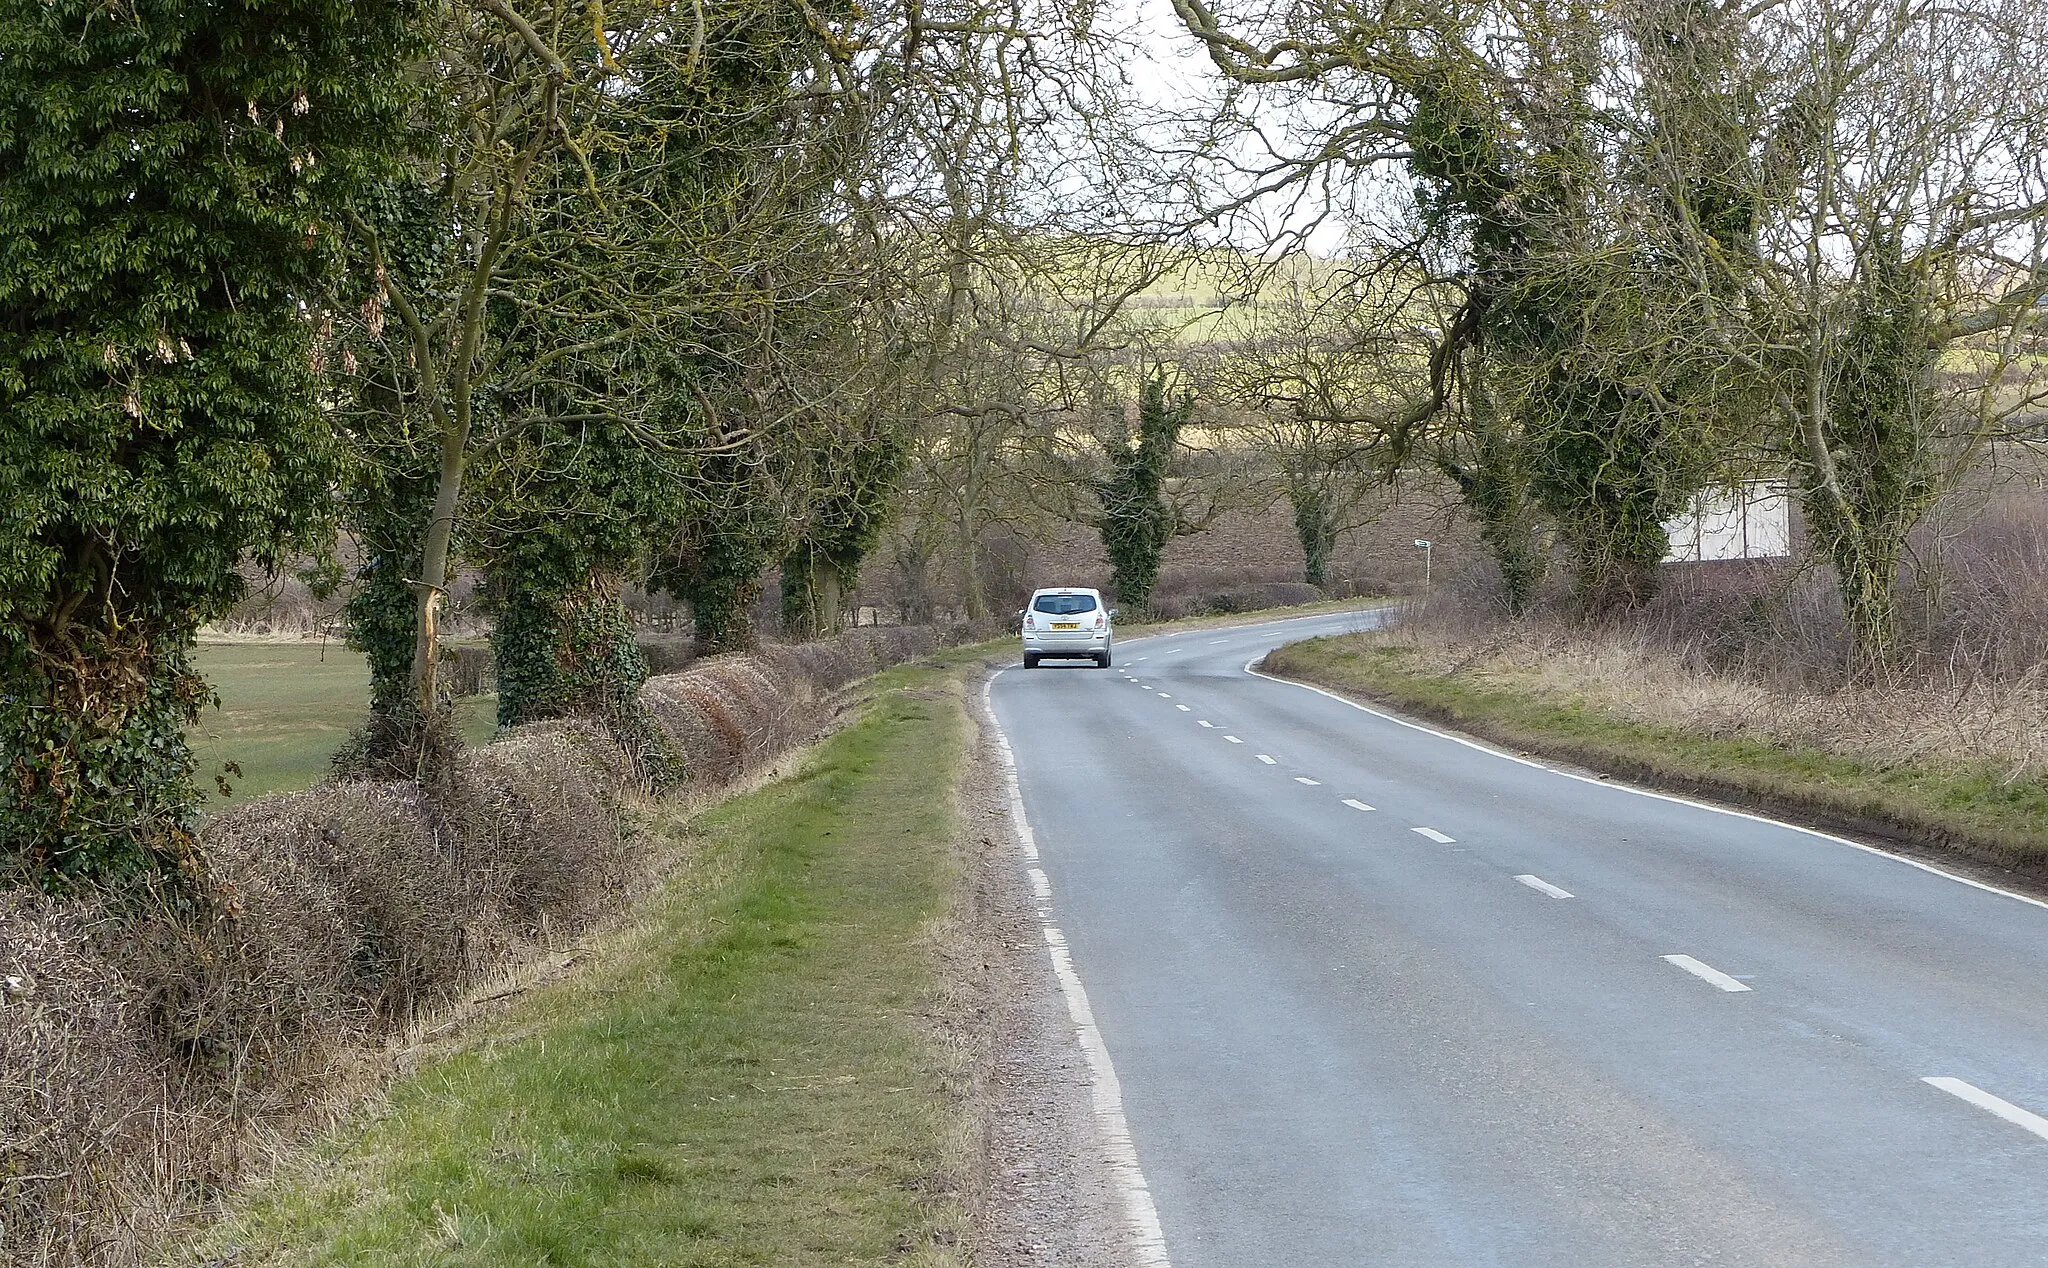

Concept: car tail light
[[1093, 613, 1105, 628], [1024, 613, 1036, 630]]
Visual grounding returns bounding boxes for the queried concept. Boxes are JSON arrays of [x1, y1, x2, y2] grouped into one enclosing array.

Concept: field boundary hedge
[[0, 624, 976, 1266]]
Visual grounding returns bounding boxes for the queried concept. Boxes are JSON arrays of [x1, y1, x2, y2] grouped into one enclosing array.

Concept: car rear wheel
[[1096, 650, 1112, 668], [1023, 654, 1040, 668]]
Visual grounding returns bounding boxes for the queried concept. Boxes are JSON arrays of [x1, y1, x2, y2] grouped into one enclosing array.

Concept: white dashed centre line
[[1257, 754, 1277, 765], [1515, 874, 1575, 899], [1294, 777, 1321, 786], [1176, 704, 1191, 712], [1224, 736, 1243, 744], [1207, 640, 1226, 645], [1198, 721, 1214, 728], [1341, 798, 1376, 812], [1924, 1078, 2048, 1143], [1662, 954, 1752, 992], [1411, 827, 1456, 844], [1157, 692, 1171, 697]]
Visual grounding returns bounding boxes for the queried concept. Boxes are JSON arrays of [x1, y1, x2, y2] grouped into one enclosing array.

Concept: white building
[[1662, 481, 1793, 563]]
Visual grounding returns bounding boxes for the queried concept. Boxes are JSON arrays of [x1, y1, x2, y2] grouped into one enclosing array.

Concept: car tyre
[[1023, 654, 1040, 669], [1096, 650, 1113, 668]]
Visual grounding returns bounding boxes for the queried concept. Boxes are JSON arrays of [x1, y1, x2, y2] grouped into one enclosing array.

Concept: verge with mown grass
[[1266, 634, 2048, 877], [190, 660, 981, 1267]]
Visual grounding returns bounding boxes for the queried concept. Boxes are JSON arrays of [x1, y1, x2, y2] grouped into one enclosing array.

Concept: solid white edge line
[[1515, 873, 1575, 899], [1412, 827, 1456, 843], [1662, 953, 1753, 992], [1923, 1077, 2048, 1143], [1294, 776, 1321, 786], [984, 673, 1174, 1266], [1257, 754, 1277, 764], [1342, 798, 1376, 812], [1241, 653, 2048, 917]]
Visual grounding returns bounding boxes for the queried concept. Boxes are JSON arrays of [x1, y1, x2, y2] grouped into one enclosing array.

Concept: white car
[[1020, 587, 1115, 668]]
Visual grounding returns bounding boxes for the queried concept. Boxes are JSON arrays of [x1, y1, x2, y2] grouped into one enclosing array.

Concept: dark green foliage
[[653, 457, 791, 656], [644, 0, 872, 657], [782, 424, 907, 638], [493, 580, 647, 729], [1404, 20, 1749, 616], [1096, 377, 1190, 614], [0, 0, 422, 881], [472, 408, 668, 721]]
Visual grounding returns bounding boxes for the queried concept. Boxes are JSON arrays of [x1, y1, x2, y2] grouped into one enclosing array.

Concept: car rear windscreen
[[1032, 594, 1099, 615]]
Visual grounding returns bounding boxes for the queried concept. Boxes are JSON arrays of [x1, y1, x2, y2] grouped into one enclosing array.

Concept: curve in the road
[[988, 608, 2048, 1268]]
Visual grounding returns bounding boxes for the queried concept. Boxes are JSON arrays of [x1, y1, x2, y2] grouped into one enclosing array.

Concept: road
[[987, 608, 2048, 1268]]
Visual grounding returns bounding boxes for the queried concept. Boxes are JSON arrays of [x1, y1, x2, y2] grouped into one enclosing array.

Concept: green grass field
[[195, 661, 976, 1266], [191, 642, 498, 805]]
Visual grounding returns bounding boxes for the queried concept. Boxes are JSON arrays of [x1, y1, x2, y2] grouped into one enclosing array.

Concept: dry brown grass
[[1363, 608, 2048, 786], [0, 627, 953, 1267]]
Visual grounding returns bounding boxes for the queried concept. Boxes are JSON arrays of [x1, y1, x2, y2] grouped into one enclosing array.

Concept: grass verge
[[1266, 636, 2048, 875], [194, 661, 978, 1266]]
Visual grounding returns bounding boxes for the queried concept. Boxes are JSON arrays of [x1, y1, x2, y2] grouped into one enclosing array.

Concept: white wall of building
[[1663, 482, 1793, 562]]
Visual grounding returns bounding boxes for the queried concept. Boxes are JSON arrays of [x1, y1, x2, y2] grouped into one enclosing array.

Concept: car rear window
[[1032, 594, 1099, 615]]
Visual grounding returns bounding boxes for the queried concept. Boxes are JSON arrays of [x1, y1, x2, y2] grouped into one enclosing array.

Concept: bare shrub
[[1148, 580, 1325, 620], [0, 894, 160, 1266], [1912, 493, 2048, 683], [441, 644, 496, 698], [636, 635, 696, 677], [448, 721, 637, 937], [1, 620, 952, 1265], [640, 657, 819, 790]]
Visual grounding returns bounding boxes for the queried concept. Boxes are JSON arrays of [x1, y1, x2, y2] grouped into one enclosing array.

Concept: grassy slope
[[191, 642, 496, 804], [1267, 637, 2048, 872], [195, 662, 976, 1267]]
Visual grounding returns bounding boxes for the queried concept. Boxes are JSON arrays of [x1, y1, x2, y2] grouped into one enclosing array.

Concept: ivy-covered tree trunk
[[1799, 242, 1940, 680], [781, 547, 848, 639], [1447, 456, 1549, 614], [1097, 377, 1189, 614], [1438, 368, 1548, 613], [488, 573, 676, 786], [1533, 391, 1681, 616], [0, 0, 419, 882], [493, 577, 649, 727], [340, 399, 440, 719], [1288, 484, 1338, 589], [654, 477, 787, 657], [781, 428, 903, 639]]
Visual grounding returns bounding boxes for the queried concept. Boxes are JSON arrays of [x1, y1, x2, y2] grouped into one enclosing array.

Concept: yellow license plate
[[1051, 622, 1080, 630]]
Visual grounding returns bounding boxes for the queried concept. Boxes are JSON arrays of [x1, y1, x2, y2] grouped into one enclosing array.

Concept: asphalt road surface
[[988, 608, 2048, 1268]]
